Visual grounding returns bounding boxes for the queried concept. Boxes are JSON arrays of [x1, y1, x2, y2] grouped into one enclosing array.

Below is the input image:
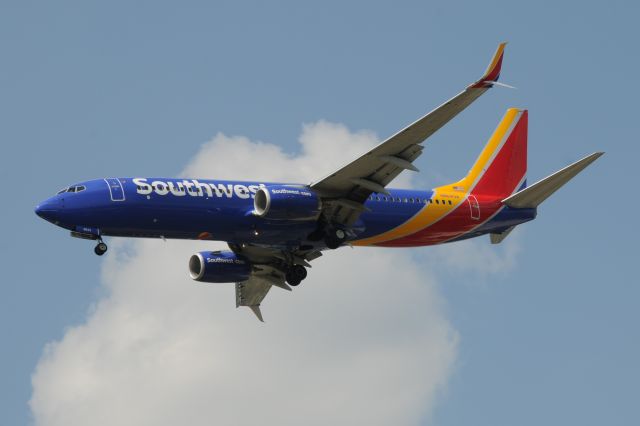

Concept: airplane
[[35, 43, 603, 321]]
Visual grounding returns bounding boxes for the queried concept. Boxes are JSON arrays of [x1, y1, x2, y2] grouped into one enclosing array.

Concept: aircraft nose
[[35, 197, 63, 223]]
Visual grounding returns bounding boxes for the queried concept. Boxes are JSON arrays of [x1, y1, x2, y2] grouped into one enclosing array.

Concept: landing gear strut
[[94, 241, 108, 256], [285, 264, 307, 287]]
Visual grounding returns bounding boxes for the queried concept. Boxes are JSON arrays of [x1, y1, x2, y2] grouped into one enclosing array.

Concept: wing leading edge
[[310, 42, 508, 225], [232, 44, 509, 321]]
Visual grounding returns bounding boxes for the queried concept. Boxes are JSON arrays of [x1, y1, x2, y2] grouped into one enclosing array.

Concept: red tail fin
[[458, 108, 528, 198]]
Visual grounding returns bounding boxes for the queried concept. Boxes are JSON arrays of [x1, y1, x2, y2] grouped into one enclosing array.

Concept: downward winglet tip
[[249, 305, 264, 322]]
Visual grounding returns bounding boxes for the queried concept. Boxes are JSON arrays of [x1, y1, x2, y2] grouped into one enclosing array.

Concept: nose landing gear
[[94, 241, 108, 256], [69, 227, 107, 256]]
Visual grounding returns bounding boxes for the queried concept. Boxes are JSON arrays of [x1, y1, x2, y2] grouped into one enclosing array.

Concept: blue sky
[[1, 1, 638, 425]]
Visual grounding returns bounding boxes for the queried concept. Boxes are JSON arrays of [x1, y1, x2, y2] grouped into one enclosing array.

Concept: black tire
[[285, 271, 302, 287], [94, 242, 107, 256], [324, 236, 341, 249], [292, 265, 307, 281], [324, 228, 346, 249], [307, 229, 324, 242]]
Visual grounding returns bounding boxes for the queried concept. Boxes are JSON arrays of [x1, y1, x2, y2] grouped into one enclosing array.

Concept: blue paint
[[35, 178, 534, 249]]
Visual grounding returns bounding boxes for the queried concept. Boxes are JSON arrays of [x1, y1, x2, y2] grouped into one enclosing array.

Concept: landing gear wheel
[[324, 228, 346, 249], [286, 273, 301, 287], [286, 265, 307, 287], [307, 229, 324, 242], [94, 242, 108, 256], [292, 265, 307, 281]]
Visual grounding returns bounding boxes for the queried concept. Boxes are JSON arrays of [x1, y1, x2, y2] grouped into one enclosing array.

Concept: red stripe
[[484, 52, 504, 82], [375, 198, 504, 247], [471, 52, 504, 88], [377, 111, 527, 247], [472, 111, 527, 197]]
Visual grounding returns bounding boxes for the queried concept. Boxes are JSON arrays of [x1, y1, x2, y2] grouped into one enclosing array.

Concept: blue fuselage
[[35, 177, 536, 249]]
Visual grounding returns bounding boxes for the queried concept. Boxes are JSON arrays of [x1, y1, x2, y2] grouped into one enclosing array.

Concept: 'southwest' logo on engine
[[133, 178, 266, 199]]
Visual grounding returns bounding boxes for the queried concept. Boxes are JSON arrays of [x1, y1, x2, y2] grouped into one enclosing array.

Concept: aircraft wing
[[231, 244, 323, 321], [310, 42, 508, 225], [235, 271, 285, 322]]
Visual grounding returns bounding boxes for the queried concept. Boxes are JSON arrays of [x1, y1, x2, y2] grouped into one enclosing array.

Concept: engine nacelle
[[189, 250, 251, 283], [253, 185, 321, 221]]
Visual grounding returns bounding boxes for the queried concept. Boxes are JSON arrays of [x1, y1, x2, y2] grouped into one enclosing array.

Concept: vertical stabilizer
[[455, 108, 528, 198]]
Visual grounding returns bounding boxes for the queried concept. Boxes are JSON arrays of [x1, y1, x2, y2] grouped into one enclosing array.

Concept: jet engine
[[189, 250, 251, 283], [253, 185, 321, 221]]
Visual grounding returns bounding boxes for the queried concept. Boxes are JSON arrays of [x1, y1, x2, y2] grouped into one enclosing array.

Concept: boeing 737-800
[[35, 44, 603, 320]]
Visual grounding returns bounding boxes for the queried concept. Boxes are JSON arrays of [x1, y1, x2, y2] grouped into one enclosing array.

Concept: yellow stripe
[[352, 188, 457, 246], [459, 108, 521, 187], [352, 108, 521, 247], [481, 42, 507, 80]]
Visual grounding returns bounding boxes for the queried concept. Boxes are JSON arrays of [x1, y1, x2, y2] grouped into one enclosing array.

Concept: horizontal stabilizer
[[490, 226, 515, 244], [502, 152, 603, 209]]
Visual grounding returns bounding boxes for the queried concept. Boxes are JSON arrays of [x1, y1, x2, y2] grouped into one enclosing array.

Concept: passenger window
[[448, 200, 452, 205], [436, 199, 439, 204], [403, 197, 408, 203], [376, 196, 380, 201]]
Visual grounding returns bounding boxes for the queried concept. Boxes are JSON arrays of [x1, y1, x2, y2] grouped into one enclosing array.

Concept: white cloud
[[427, 233, 522, 279], [30, 121, 483, 426], [184, 121, 413, 187]]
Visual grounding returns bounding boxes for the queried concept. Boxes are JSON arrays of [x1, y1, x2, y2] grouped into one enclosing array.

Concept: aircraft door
[[467, 194, 480, 220], [105, 178, 126, 201]]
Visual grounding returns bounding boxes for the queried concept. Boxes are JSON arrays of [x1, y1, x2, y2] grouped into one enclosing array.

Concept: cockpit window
[[56, 185, 86, 195]]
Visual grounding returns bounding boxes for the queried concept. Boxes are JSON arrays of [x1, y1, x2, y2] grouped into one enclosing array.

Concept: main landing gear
[[285, 264, 307, 287], [324, 228, 347, 249], [94, 240, 108, 256], [308, 224, 348, 250]]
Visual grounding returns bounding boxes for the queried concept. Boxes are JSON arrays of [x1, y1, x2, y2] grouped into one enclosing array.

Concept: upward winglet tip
[[472, 42, 508, 88]]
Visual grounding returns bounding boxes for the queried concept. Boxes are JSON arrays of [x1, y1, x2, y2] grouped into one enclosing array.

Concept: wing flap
[[235, 277, 272, 308], [229, 244, 321, 321]]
